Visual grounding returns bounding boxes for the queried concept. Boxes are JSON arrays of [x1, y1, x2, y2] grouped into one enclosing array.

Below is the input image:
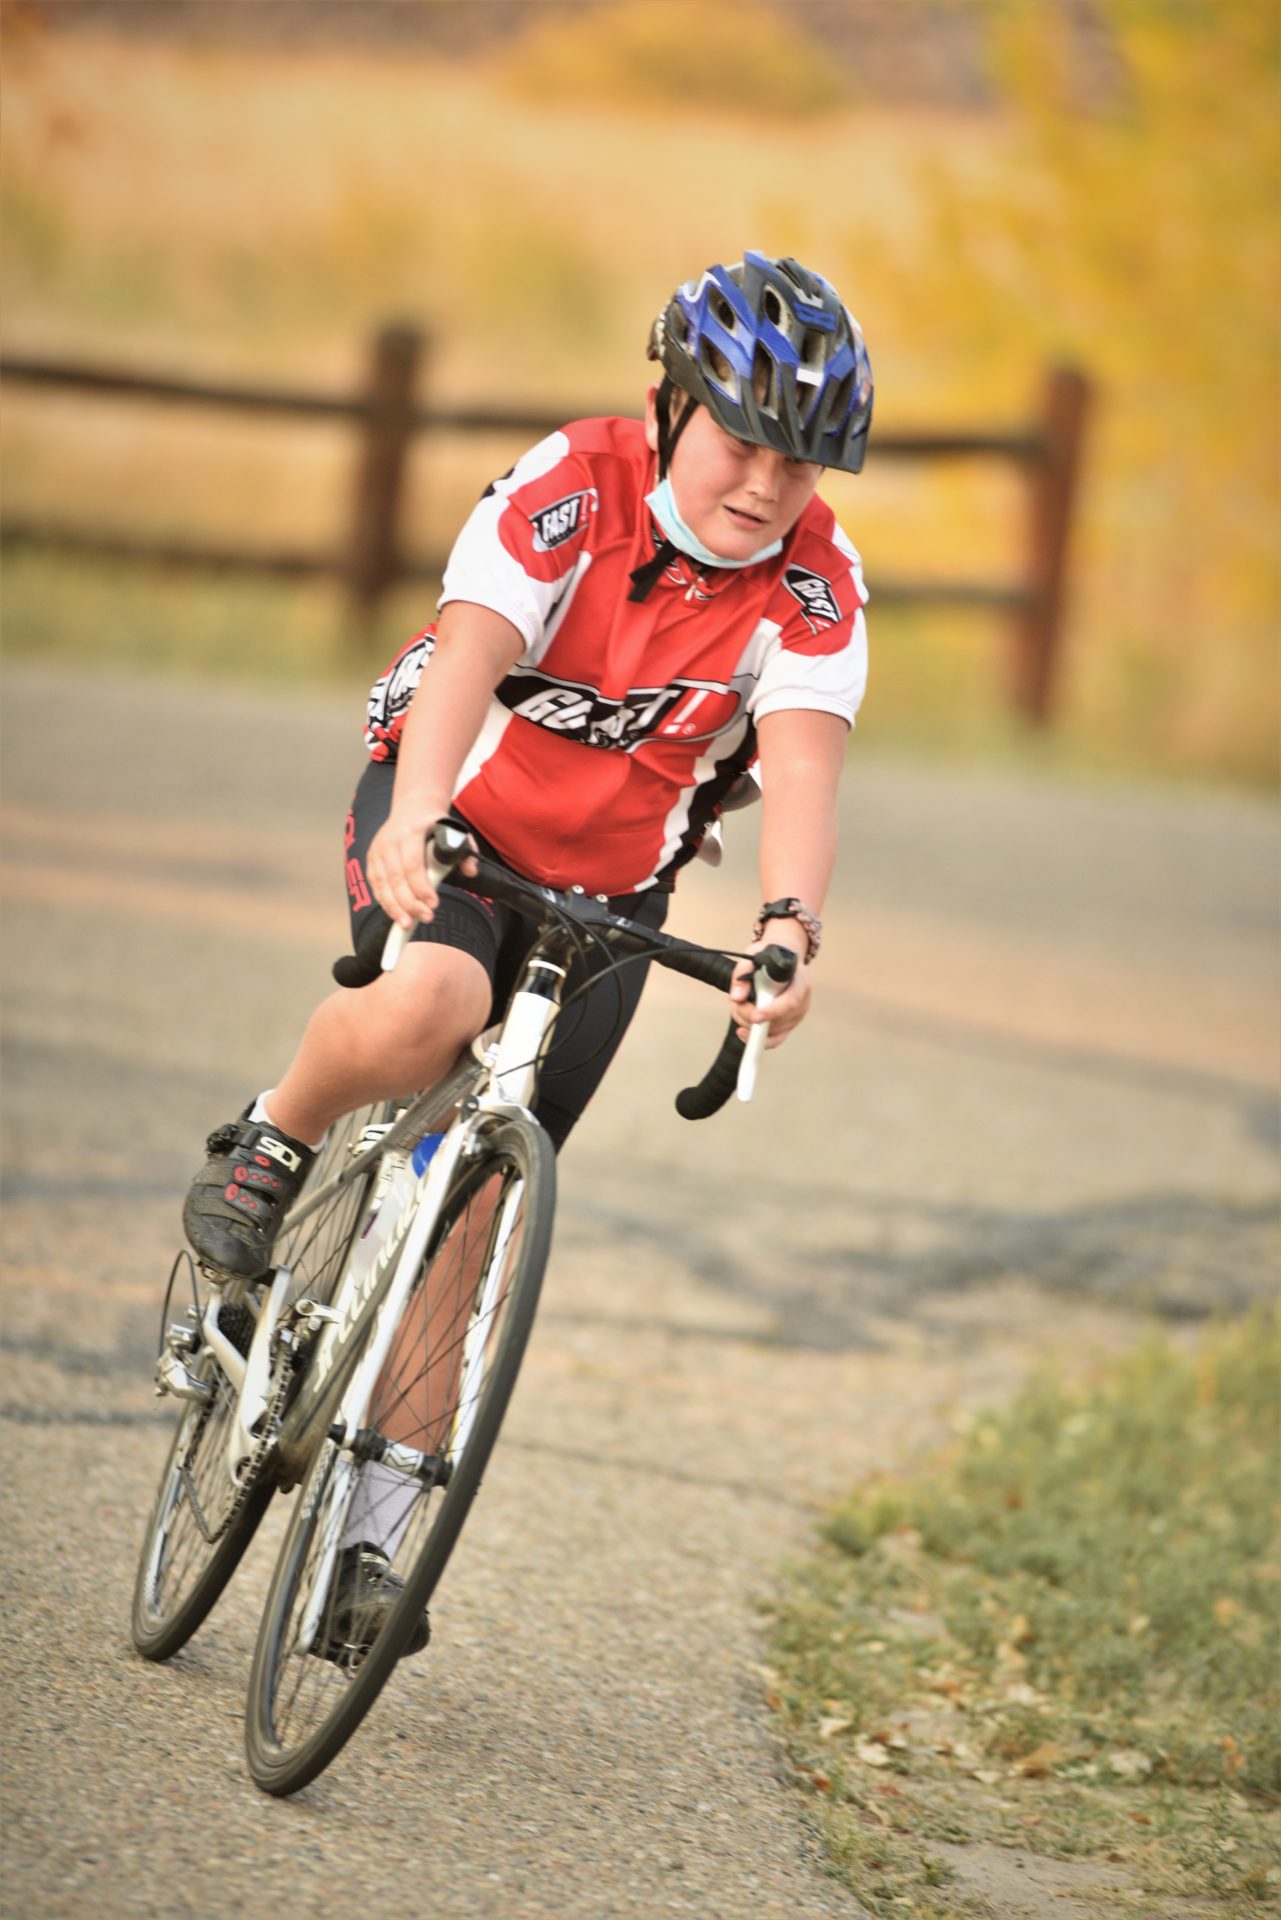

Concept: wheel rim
[[254, 1141, 537, 1763], [137, 1358, 241, 1631]]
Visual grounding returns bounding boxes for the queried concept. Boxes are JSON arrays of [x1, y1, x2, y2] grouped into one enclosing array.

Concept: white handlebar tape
[[736, 978, 779, 1103], [380, 920, 411, 972], [380, 841, 457, 973]]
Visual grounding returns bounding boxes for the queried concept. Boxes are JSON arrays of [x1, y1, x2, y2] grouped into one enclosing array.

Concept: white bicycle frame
[[198, 831, 779, 1643], [215, 941, 567, 1650]]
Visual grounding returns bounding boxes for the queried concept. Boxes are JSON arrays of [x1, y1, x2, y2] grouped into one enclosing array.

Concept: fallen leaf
[[972, 1768, 1003, 1785], [1014, 1742, 1068, 1778], [817, 1717, 853, 1742], [1003, 1681, 1043, 1706], [1108, 1749, 1153, 1780], [927, 1676, 970, 1700], [1128, 1614, 1150, 1636], [1214, 1595, 1241, 1626], [794, 1765, 830, 1793], [855, 1741, 893, 1768]]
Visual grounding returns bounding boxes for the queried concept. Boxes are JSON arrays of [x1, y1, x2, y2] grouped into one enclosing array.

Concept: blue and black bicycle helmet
[[648, 251, 873, 475]]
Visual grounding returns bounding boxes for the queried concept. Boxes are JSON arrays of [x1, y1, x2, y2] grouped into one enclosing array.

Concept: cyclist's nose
[[743, 450, 783, 502]]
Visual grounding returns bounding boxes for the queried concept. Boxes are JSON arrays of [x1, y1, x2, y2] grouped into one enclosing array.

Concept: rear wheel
[[131, 1101, 386, 1661], [131, 1273, 275, 1661], [245, 1116, 554, 1796]]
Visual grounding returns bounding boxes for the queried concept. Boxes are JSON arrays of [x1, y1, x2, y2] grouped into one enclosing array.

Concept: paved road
[[2, 661, 1276, 1920]]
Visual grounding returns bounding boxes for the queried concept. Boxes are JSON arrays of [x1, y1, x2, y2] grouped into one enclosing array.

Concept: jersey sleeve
[[438, 429, 600, 660], [749, 527, 869, 728]]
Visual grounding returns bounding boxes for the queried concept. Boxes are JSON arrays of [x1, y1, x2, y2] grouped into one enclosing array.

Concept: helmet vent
[[751, 343, 778, 416], [700, 339, 734, 389], [826, 368, 854, 429], [762, 286, 783, 327], [711, 290, 737, 332]]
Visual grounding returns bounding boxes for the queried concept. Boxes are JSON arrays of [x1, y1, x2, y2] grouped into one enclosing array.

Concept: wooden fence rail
[[0, 324, 1091, 724]]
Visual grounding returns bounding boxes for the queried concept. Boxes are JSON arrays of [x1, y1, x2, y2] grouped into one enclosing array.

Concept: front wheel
[[245, 1116, 554, 1796]]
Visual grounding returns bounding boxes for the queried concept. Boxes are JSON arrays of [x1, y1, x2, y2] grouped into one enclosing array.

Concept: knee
[[361, 946, 490, 1062]]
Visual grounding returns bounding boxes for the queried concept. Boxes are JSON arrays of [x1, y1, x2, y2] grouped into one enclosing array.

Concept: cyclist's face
[[644, 387, 823, 562]]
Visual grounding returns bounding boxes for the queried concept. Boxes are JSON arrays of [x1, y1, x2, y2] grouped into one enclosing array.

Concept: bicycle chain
[[180, 1344, 296, 1547]]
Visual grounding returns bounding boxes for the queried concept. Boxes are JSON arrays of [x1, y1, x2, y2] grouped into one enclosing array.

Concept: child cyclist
[[182, 251, 872, 1648]]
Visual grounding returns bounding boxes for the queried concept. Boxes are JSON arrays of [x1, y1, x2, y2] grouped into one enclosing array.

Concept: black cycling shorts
[[343, 760, 668, 1151]]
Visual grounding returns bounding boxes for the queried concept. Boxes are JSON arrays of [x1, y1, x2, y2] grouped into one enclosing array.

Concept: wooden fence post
[[345, 322, 423, 624], [1011, 364, 1092, 725]]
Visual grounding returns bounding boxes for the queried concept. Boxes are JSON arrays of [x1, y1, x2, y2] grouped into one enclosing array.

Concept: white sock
[[250, 1091, 327, 1153], [341, 1460, 422, 1558]]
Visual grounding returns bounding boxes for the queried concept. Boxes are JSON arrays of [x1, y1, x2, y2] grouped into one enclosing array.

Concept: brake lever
[[381, 823, 474, 972]]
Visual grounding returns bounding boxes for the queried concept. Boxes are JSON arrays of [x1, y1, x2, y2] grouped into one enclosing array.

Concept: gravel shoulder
[[2, 662, 1276, 1919]]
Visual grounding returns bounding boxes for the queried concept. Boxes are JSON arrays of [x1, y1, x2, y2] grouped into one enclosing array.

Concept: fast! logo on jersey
[[784, 565, 841, 632], [500, 673, 739, 750], [529, 488, 598, 553]]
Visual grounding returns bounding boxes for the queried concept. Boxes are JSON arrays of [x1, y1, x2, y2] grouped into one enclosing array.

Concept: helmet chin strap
[[655, 377, 697, 481], [629, 379, 696, 603]]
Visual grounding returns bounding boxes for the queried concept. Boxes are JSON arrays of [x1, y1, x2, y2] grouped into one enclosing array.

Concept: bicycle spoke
[[247, 1120, 553, 1793]]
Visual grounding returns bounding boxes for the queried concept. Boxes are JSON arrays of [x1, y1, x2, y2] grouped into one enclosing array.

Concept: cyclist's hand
[[367, 811, 477, 931], [729, 929, 811, 1050]]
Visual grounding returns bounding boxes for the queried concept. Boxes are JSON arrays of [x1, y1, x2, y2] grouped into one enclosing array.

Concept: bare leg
[[264, 944, 492, 1146]]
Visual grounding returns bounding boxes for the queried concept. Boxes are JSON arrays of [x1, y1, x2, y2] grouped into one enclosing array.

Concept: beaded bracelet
[[752, 897, 822, 963]]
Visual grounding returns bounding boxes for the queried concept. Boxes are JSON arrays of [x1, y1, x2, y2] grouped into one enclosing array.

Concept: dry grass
[[765, 1311, 1281, 1917]]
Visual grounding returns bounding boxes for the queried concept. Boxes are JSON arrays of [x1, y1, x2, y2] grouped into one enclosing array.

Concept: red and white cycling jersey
[[365, 416, 868, 896]]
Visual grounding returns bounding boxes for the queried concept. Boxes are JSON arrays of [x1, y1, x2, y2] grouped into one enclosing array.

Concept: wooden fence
[[0, 324, 1091, 724]]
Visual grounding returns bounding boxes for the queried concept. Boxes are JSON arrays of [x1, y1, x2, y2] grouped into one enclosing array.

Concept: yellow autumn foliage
[[1, 3, 1276, 780]]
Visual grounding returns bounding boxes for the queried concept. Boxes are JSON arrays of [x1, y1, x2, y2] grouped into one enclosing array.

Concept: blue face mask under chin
[[644, 476, 783, 571]]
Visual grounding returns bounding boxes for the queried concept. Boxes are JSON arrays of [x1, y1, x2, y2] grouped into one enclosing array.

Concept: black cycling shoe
[[314, 1544, 431, 1666], [182, 1108, 316, 1281]]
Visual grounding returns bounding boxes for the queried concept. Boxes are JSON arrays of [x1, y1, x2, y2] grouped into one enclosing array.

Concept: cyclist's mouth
[[724, 506, 768, 531]]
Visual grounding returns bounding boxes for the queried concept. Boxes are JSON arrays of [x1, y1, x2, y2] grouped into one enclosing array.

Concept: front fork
[[286, 1098, 531, 1654]]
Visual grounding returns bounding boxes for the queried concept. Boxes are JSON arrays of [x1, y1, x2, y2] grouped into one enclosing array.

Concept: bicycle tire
[[131, 1102, 385, 1662], [131, 1327, 275, 1661], [245, 1114, 554, 1796]]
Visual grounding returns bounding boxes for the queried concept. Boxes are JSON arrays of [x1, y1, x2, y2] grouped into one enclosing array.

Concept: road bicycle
[[131, 824, 796, 1796]]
